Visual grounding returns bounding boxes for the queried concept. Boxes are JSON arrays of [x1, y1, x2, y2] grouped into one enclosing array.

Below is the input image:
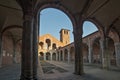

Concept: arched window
[[52, 43, 57, 50], [39, 42, 44, 49], [45, 39, 51, 50]]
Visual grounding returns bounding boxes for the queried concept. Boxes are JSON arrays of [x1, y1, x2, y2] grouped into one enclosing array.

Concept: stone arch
[[70, 46, 75, 62], [39, 52, 44, 60], [2, 31, 14, 65], [64, 49, 68, 61], [82, 43, 89, 63], [1, 25, 22, 65], [35, 1, 76, 29], [1, 25, 22, 35], [108, 29, 119, 43], [46, 52, 51, 60]]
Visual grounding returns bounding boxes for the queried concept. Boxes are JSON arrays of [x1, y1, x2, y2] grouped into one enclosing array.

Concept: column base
[[20, 76, 36, 80], [73, 72, 85, 75], [20, 78, 37, 80]]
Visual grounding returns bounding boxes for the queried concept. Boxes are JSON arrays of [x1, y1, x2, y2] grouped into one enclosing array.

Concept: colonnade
[[39, 40, 120, 68]]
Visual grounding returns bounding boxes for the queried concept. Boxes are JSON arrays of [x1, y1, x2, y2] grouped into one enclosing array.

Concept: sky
[[39, 8, 98, 42]]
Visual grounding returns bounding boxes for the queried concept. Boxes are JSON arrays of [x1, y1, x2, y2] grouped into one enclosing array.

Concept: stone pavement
[[43, 61, 120, 80], [0, 61, 120, 80], [0, 64, 21, 80]]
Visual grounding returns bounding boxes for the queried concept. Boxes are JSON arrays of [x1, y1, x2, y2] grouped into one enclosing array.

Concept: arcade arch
[[52, 52, 57, 61], [39, 52, 44, 60], [46, 52, 51, 60]]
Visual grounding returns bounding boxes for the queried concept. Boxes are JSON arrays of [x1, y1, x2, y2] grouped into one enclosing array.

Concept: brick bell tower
[[60, 29, 70, 45]]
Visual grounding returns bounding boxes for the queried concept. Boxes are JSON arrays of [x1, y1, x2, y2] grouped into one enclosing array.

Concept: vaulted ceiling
[[0, 0, 120, 41]]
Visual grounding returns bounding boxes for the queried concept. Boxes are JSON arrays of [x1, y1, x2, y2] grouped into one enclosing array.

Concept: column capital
[[16, 0, 37, 17]]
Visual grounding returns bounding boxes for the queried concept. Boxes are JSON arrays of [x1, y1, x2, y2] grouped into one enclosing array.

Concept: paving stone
[[0, 61, 120, 80]]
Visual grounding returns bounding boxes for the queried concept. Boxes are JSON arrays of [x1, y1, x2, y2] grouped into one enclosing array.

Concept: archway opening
[[52, 53, 56, 61], [46, 52, 51, 60], [83, 21, 98, 37], [39, 52, 44, 60], [1, 27, 22, 66], [39, 7, 73, 68]]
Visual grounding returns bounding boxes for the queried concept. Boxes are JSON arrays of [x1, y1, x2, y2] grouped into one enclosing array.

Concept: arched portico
[[12, 0, 120, 79]]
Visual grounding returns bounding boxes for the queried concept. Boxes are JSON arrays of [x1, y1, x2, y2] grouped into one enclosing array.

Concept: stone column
[[44, 53, 46, 61], [17, 0, 37, 79], [62, 50, 65, 61], [73, 14, 84, 75], [56, 52, 58, 61], [50, 53, 53, 61], [0, 34, 2, 67], [88, 41, 93, 63], [68, 49, 70, 64], [20, 13, 34, 80], [100, 38, 110, 69], [59, 52, 61, 61], [99, 40, 103, 64], [114, 42, 120, 67], [13, 41, 17, 63], [33, 15, 39, 79]]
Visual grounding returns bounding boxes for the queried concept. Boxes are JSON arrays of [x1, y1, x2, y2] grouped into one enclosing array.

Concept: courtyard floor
[[0, 61, 120, 80]]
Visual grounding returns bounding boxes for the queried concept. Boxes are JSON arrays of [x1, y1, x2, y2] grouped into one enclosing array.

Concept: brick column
[[114, 42, 120, 67], [73, 14, 84, 75]]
